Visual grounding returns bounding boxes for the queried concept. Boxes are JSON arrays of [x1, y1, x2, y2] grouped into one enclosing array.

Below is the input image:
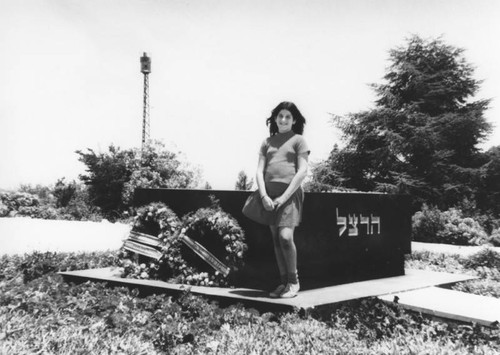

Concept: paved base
[[60, 267, 475, 312], [379, 287, 500, 327]]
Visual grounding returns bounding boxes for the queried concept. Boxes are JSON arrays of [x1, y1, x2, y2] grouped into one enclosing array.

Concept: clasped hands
[[262, 195, 287, 211]]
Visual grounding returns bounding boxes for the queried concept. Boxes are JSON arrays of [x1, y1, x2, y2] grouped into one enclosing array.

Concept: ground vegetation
[[1, 249, 499, 354]]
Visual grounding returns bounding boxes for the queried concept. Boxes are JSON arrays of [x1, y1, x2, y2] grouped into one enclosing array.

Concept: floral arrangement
[[117, 200, 247, 287], [118, 202, 185, 281], [178, 205, 247, 286]]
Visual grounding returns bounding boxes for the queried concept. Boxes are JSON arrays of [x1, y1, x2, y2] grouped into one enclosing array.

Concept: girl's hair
[[266, 101, 306, 136]]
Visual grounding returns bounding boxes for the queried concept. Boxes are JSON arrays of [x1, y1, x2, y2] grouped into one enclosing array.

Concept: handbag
[[242, 190, 274, 225]]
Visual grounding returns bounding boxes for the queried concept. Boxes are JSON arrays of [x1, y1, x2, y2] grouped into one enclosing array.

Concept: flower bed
[[1, 250, 499, 354]]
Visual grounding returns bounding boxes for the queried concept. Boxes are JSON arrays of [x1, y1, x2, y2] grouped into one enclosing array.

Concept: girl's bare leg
[[270, 225, 287, 282], [278, 227, 298, 282]]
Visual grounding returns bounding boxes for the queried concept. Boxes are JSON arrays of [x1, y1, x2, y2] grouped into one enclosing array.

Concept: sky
[[1, 0, 499, 190]]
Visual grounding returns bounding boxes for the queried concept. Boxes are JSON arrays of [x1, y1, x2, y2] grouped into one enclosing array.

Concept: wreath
[[117, 201, 247, 287], [177, 205, 247, 286], [118, 202, 186, 281]]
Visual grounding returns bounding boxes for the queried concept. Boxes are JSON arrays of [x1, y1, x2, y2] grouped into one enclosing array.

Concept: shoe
[[269, 284, 286, 298], [280, 282, 300, 298]]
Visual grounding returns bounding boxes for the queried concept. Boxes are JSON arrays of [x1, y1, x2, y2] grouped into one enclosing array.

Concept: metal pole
[[141, 72, 150, 151]]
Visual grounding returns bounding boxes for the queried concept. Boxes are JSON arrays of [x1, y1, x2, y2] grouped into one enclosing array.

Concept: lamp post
[[140, 52, 151, 152]]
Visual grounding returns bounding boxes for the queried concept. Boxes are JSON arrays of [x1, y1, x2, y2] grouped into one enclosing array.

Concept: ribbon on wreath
[[123, 228, 231, 277], [178, 229, 231, 277]]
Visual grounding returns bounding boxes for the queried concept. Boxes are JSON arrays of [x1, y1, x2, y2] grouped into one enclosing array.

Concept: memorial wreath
[[179, 205, 247, 286], [118, 201, 247, 287], [118, 202, 185, 281]]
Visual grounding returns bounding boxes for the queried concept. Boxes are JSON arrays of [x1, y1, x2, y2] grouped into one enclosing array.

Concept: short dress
[[265, 181, 305, 227], [257, 130, 310, 227]]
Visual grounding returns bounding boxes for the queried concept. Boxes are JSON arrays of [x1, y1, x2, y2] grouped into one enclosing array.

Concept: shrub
[[462, 248, 500, 270], [453, 279, 500, 298], [455, 198, 500, 235], [0, 182, 105, 221], [77, 141, 200, 217], [0, 201, 10, 217], [0, 191, 40, 216], [18, 183, 53, 203], [405, 250, 468, 274], [53, 178, 77, 208], [19, 205, 61, 219], [1, 251, 119, 283], [454, 248, 500, 297], [489, 229, 500, 247], [437, 208, 489, 245], [20, 251, 61, 282], [412, 204, 445, 243], [60, 186, 103, 221], [412, 205, 489, 245]]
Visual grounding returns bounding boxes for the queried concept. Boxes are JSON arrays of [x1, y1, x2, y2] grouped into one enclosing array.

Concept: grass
[[1, 250, 500, 354]]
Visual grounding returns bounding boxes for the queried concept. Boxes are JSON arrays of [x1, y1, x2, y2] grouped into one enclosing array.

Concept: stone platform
[[60, 267, 474, 313], [379, 287, 500, 327]]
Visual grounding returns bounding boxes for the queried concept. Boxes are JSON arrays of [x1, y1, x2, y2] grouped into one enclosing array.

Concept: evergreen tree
[[304, 144, 348, 192], [321, 35, 491, 208], [477, 146, 500, 215], [203, 181, 213, 190], [235, 170, 253, 190]]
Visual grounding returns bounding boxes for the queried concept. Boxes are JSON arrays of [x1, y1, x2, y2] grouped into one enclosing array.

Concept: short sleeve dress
[[258, 130, 310, 227]]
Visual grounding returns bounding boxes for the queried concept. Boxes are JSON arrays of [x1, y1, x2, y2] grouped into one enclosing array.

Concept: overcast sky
[[1, 0, 499, 190]]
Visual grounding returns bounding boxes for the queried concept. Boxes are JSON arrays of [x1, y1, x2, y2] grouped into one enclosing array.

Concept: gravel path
[[0, 217, 130, 255]]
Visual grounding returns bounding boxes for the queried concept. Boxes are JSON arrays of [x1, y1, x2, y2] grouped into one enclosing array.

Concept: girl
[[254, 101, 309, 298]]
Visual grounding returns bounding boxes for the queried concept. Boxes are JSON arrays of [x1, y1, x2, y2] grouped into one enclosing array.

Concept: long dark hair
[[266, 101, 306, 136]]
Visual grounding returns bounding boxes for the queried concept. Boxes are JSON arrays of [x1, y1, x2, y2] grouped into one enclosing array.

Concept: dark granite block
[[133, 188, 412, 290]]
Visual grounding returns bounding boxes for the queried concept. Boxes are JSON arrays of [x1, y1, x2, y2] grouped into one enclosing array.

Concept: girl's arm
[[256, 154, 275, 211], [273, 153, 309, 209]]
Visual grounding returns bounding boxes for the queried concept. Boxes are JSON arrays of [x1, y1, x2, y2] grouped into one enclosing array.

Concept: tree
[[53, 178, 77, 208], [476, 146, 500, 215], [76, 145, 134, 214], [121, 141, 201, 204], [304, 144, 349, 192], [235, 170, 253, 190], [77, 140, 200, 215], [318, 35, 491, 209], [203, 181, 213, 190]]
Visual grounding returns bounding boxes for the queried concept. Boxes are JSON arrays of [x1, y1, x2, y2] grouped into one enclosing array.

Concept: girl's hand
[[261, 196, 275, 211], [273, 196, 287, 210]]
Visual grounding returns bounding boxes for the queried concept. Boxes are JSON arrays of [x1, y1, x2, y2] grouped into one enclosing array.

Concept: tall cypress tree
[[320, 35, 491, 208]]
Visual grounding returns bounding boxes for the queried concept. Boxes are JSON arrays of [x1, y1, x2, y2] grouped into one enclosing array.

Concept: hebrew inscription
[[336, 208, 381, 237]]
